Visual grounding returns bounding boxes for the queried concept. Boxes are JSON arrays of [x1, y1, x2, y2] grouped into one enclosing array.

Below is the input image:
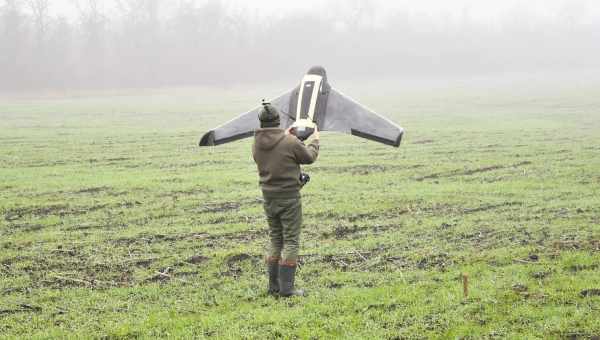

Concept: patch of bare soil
[[321, 225, 368, 239], [106, 157, 131, 162], [38, 267, 136, 289], [161, 160, 226, 169], [463, 201, 522, 214], [7, 223, 44, 232], [128, 258, 157, 268], [4, 204, 68, 221], [1, 287, 29, 295], [0, 304, 42, 315], [553, 240, 600, 252], [2, 201, 126, 221], [73, 186, 112, 195], [461, 165, 504, 176], [415, 161, 532, 181], [186, 255, 209, 264], [567, 264, 599, 272], [415, 172, 443, 181], [312, 164, 405, 175], [221, 253, 261, 278], [26, 160, 68, 168], [112, 229, 263, 247], [312, 206, 410, 222], [325, 282, 344, 289], [362, 303, 403, 312], [416, 253, 453, 270], [412, 139, 434, 145], [563, 333, 600, 340], [456, 227, 500, 249], [146, 267, 174, 283], [304, 246, 389, 272], [162, 187, 214, 198], [197, 202, 240, 213], [319, 223, 399, 240], [65, 223, 107, 231], [580, 289, 600, 297], [531, 270, 552, 279]]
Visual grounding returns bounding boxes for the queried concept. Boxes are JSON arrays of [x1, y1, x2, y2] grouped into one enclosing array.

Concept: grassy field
[[1, 78, 600, 339]]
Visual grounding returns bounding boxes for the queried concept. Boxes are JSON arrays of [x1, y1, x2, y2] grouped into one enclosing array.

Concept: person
[[252, 102, 319, 297]]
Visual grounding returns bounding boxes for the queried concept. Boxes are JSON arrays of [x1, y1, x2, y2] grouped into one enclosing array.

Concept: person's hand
[[312, 126, 320, 140], [286, 126, 296, 136]]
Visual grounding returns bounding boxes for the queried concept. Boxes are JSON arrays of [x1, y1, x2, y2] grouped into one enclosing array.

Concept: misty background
[[1, 0, 599, 92]]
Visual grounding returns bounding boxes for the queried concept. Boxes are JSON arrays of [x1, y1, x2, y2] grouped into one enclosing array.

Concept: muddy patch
[[531, 271, 552, 279], [416, 253, 452, 270], [197, 202, 240, 213], [161, 187, 214, 198], [415, 161, 532, 181], [312, 207, 410, 222], [7, 223, 45, 233], [567, 264, 599, 272], [319, 223, 399, 240], [39, 269, 135, 289], [146, 267, 174, 283], [563, 332, 600, 340], [412, 139, 434, 145], [553, 240, 600, 252], [112, 229, 263, 247], [415, 173, 442, 181], [461, 165, 504, 176], [129, 258, 158, 268], [580, 289, 600, 297], [4, 204, 68, 221], [186, 255, 209, 264], [312, 164, 405, 175], [73, 186, 112, 195], [222, 253, 261, 278], [362, 302, 403, 312], [106, 157, 132, 162], [456, 227, 501, 248], [26, 160, 68, 168], [463, 201, 521, 214], [321, 225, 369, 239], [304, 247, 389, 272], [325, 282, 345, 289], [160, 160, 226, 169], [3, 202, 119, 221], [0, 304, 42, 315]]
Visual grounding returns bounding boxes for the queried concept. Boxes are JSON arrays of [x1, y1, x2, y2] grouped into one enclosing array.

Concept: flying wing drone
[[199, 66, 404, 147]]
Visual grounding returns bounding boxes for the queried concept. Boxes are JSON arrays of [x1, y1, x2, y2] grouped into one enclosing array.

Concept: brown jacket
[[252, 128, 319, 198]]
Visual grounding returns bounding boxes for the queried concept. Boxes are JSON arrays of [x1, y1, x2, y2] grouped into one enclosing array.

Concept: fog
[[1, 0, 599, 91]]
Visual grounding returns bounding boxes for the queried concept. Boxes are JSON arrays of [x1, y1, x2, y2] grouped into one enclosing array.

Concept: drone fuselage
[[289, 66, 330, 140]]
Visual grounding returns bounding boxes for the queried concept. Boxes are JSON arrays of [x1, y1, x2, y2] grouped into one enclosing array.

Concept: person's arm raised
[[293, 127, 319, 164]]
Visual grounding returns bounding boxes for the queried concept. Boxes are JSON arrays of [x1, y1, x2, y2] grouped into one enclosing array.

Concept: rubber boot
[[266, 257, 280, 295], [279, 262, 305, 297]]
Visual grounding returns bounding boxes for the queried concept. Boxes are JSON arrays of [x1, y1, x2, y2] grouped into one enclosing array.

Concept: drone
[[199, 66, 404, 147]]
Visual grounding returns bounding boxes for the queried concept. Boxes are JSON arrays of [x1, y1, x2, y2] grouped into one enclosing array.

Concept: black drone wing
[[199, 89, 296, 146], [322, 88, 404, 147]]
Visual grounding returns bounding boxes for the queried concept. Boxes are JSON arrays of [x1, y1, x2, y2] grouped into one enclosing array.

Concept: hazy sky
[[45, 0, 599, 24]]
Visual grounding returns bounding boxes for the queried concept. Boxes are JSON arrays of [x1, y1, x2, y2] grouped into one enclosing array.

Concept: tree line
[[1, 0, 598, 91]]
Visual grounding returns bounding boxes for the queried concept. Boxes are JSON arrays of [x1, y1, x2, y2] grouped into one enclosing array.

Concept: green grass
[[1, 80, 600, 339]]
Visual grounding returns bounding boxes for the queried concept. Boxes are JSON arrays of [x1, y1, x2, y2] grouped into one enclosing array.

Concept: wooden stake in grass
[[462, 273, 469, 299]]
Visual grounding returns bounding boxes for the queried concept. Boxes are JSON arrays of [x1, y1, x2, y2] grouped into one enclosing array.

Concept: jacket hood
[[254, 128, 286, 151]]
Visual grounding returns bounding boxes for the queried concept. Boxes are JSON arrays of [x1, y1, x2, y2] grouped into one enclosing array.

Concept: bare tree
[[0, 0, 31, 90], [73, 0, 107, 86], [28, 0, 48, 45]]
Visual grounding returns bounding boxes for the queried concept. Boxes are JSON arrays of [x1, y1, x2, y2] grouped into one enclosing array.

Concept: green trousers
[[263, 197, 302, 262]]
